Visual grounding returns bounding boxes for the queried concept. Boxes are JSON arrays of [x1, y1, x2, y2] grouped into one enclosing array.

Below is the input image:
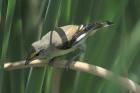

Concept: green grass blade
[[0, 0, 16, 93], [8, 1, 25, 93], [0, 0, 3, 23], [25, 0, 62, 93], [0, 0, 16, 66], [25, 68, 46, 93]]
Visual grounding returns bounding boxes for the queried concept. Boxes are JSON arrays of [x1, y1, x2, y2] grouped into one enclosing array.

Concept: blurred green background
[[0, 0, 140, 93]]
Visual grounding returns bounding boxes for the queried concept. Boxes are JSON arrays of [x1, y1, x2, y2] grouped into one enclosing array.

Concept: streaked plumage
[[25, 21, 113, 65]]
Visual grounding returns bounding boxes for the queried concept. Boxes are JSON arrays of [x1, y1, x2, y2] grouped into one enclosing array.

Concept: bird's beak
[[25, 52, 36, 65], [25, 59, 30, 65]]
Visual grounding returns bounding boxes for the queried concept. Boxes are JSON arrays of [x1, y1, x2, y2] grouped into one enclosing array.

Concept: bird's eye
[[35, 53, 39, 56]]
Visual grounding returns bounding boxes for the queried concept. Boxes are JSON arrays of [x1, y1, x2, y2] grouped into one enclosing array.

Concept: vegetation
[[0, 0, 140, 93]]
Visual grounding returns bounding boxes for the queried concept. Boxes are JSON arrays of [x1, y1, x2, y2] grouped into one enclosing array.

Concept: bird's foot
[[64, 53, 81, 70], [64, 60, 73, 71], [48, 57, 56, 66]]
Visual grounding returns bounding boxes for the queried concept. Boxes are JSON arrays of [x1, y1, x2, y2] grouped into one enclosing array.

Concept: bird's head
[[25, 43, 49, 65]]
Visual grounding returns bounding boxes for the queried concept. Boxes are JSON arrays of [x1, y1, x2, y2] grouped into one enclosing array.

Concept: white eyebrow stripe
[[76, 33, 87, 42]]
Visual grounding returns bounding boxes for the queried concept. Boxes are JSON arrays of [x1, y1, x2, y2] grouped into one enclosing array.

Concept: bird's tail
[[82, 21, 113, 32], [70, 21, 113, 46]]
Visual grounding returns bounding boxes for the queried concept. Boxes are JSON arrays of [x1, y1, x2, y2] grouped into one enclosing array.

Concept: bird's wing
[[35, 21, 113, 50]]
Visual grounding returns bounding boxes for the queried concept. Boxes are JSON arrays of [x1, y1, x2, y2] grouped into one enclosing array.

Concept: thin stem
[[4, 59, 140, 93]]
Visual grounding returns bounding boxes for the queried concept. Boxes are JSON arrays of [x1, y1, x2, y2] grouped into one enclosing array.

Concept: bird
[[25, 21, 113, 65]]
